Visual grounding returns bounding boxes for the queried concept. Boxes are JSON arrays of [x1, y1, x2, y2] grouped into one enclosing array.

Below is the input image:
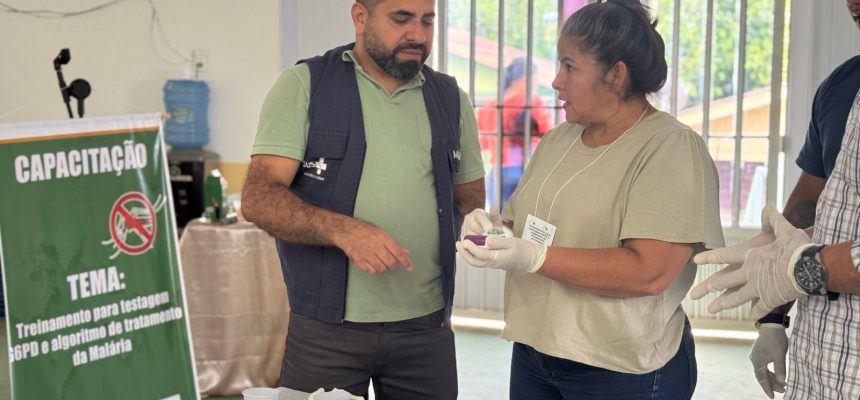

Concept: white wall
[[281, 0, 355, 67], [0, 0, 280, 163], [784, 0, 860, 198]]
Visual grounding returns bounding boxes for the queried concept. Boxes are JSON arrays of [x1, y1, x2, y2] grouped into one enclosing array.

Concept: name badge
[[523, 214, 556, 246]]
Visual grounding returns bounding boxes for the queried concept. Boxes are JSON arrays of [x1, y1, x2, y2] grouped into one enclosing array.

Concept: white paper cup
[[242, 387, 281, 400]]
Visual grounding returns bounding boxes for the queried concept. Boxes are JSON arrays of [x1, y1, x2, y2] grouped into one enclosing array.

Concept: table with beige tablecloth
[[179, 220, 290, 396]]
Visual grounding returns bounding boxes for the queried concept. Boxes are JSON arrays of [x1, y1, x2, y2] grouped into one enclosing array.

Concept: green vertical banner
[[0, 114, 198, 399]]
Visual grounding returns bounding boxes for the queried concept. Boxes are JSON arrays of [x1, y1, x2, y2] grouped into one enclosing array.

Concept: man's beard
[[363, 27, 428, 81]]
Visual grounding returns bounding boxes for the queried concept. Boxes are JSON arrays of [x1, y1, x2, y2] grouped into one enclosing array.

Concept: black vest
[[276, 44, 463, 323]]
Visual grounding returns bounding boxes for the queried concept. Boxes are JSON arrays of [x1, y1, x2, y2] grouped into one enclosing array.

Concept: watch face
[[795, 259, 825, 293]]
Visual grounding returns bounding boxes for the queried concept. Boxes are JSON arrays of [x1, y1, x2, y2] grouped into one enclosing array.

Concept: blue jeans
[[510, 319, 697, 400]]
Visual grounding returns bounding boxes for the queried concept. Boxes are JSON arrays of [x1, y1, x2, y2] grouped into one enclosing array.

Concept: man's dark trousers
[[281, 309, 458, 399]]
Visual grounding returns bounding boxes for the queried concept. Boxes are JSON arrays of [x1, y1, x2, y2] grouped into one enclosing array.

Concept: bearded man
[[241, 1, 485, 398]]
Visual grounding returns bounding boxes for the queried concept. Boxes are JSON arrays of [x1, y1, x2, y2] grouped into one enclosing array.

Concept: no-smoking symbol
[[109, 192, 157, 255]]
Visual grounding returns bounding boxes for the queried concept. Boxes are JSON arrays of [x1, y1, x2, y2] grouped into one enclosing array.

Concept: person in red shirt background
[[477, 57, 554, 209]]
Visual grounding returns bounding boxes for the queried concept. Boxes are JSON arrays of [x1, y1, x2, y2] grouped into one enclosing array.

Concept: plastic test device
[[463, 234, 488, 246]]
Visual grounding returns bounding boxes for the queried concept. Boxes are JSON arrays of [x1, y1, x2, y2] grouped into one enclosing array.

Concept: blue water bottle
[[163, 79, 210, 148]]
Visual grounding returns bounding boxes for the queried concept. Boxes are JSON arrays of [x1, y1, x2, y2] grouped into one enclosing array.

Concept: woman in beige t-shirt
[[457, 1, 724, 399]]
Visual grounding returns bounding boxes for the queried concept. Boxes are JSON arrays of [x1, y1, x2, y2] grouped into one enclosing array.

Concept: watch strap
[[756, 313, 790, 328], [801, 244, 826, 260]]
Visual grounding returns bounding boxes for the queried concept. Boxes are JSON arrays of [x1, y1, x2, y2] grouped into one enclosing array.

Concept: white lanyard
[[532, 107, 649, 222]]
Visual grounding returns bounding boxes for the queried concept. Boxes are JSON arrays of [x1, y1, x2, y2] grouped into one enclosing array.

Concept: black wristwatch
[[755, 313, 790, 329], [794, 245, 829, 296]]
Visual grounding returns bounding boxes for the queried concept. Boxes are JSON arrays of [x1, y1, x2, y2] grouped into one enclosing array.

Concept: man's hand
[[749, 323, 788, 399], [690, 206, 812, 319], [456, 236, 547, 273], [335, 221, 412, 274]]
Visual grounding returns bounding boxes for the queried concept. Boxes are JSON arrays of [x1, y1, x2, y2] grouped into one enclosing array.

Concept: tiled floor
[[452, 329, 773, 400], [213, 329, 772, 400], [0, 321, 774, 399]]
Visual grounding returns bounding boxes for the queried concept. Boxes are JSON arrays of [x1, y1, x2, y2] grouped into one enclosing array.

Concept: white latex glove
[[749, 324, 788, 399], [690, 205, 812, 319], [307, 388, 364, 400], [460, 206, 500, 240], [456, 236, 547, 273]]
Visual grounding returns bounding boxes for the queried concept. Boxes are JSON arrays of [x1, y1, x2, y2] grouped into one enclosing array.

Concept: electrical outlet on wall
[[192, 49, 209, 75]]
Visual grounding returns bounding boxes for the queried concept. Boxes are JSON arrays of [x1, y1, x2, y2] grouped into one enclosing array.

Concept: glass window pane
[[443, 0, 787, 217], [448, 0, 585, 209], [677, 1, 707, 122], [740, 95, 770, 137], [537, 0, 563, 127], [562, 0, 587, 20], [741, 0, 774, 137], [780, 0, 791, 139], [709, 0, 741, 138], [709, 138, 735, 226], [739, 138, 769, 228], [444, 0, 473, 97], [446, 0, 501, 207], [650, 0, 676, 114]]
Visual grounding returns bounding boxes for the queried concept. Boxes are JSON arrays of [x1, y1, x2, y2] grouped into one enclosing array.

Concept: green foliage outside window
[[446, 0, 788, 111]]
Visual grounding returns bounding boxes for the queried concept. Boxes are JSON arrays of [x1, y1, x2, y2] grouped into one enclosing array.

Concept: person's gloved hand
[[690, 205, 812, 319], [456, 236, 547, 273], [307, 388, 363, 400], [749, 323, 788, 399], [460, 207, 499, 240]]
